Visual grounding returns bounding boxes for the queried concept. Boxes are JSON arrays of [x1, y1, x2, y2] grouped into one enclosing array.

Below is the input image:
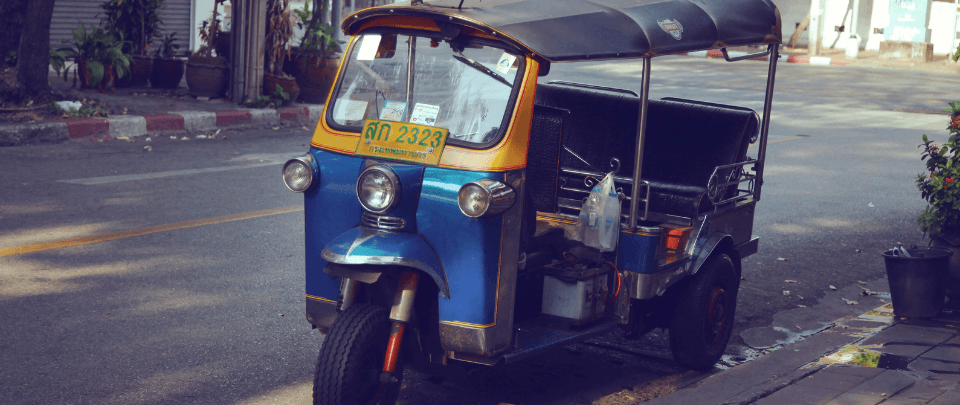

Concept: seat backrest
[[533, 83, 759, 192]]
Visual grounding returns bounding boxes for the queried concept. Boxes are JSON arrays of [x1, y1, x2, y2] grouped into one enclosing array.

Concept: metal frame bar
[[754, 44, 779, 200], [628, 58, 652, 230], [546, 80, 640, 97]]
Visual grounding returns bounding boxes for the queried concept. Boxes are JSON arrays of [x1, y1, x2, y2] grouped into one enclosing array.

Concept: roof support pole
[[628, 57, 652, 230], [754, 44, 779, 201]]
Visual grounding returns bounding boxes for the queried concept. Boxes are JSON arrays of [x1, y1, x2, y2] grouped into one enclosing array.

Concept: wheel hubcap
[[705, 286, 728, 349]]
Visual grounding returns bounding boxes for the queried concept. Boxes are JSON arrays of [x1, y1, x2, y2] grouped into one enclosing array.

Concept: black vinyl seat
[[530, 82, 759, 220]]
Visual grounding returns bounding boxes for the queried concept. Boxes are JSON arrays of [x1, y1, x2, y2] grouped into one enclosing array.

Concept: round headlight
[[357, 165, 401, 213], [282, 155, 317, 192], [458, 184, 490, 217], [458, 179, 516, 218]]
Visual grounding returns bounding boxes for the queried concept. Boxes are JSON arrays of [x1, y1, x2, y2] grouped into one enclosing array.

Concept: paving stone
[[821, 365, 885, 379], [879, 379, 957, 405], [898, 319, 960, 336], [910, 358, 960, 375], [921, 345, 960, 363], [755, 384, 842, 405], [862, 324, 955, 347], [874, 342, 935, 358], [928, 387, 960, 405], [846, 370, 917, 397], [944, 335, 960, 345], [797, 370, 867, 391], [841, 320, 889, 330], [828, 392, 890, 405]]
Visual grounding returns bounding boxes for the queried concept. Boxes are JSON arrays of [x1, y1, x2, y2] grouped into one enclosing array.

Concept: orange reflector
[[660, 226, 692, 265]]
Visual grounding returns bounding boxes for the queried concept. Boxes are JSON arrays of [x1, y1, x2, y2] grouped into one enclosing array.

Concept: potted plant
[[100, 0, 165, 87], [186, 0, 230, 98], [264, 0, 299, 104], [288, 0, 342, 103], [150, 32, 184, 89], [916, 102, 960, 293], [57, 22, 133, 92]]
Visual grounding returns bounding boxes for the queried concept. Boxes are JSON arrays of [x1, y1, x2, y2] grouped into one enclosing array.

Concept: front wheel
[[668, 253, 739, 371], [313, 303, 403, 405]]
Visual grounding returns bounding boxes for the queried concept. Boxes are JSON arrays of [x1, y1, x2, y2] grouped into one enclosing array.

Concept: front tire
[[668, 253, 739, 371], [313, 303, 403, 405]]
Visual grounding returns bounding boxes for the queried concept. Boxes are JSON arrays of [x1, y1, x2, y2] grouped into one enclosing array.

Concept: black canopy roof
[[342, 0, 782, 62]]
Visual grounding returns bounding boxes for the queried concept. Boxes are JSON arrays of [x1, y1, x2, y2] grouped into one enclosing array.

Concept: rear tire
[[668, 253, 738, 371], [313, 303, 403, 405]]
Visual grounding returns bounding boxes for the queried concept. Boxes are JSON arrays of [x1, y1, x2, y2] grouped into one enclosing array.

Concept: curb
[[0, 105, 324, 147]]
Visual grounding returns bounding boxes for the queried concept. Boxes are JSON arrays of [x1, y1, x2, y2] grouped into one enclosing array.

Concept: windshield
[[328, 32, 523, 148]]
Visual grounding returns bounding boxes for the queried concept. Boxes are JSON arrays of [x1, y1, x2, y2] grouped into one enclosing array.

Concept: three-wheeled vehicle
[[281, 0, 782, 403]]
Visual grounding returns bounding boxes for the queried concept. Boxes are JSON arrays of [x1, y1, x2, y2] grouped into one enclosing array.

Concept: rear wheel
[[668, 253, 738, 371], [313, 303, 403, 405]]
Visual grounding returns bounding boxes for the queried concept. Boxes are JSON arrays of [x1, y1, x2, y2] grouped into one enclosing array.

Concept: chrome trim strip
[[361, 212, 408, 230]]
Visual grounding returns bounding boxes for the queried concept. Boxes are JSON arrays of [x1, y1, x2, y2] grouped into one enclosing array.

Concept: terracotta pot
[[291, 52, 340, 104], [117, 55, 153, 88], [263, 74, 300, 106], [150, 58, 185, 89], [185, 56, 229, 98]]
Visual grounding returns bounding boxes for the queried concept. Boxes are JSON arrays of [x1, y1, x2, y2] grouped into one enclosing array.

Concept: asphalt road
[[1, 55, 959, 405]]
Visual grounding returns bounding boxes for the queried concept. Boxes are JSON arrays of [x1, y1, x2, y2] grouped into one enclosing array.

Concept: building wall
[[775, 0, 959, 54], [50, 0, 192, 57]]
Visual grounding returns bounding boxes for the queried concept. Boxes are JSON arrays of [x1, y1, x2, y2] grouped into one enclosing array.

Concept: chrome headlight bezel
[[282, 153, 319, 193], [356, 165, 402, 214], [458, 179, 516, 218]]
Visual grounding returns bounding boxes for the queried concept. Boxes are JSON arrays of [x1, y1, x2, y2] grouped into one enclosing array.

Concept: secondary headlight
[[458, 179, 516, 218], [357, 165, 402, 213], [282, 154, 318, 192]]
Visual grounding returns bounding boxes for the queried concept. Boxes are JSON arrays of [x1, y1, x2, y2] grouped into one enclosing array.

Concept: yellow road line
[[0, 205, 304, 258]]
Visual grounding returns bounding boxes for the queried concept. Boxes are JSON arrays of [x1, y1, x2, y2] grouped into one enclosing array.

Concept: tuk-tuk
[[281, 0, 782, 403]]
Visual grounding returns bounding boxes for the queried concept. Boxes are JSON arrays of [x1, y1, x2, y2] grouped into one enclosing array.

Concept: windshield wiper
[[453, 53, 511, 87]]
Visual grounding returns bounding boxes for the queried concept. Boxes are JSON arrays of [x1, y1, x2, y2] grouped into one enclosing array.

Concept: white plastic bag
[[575, 172, 620, 251]]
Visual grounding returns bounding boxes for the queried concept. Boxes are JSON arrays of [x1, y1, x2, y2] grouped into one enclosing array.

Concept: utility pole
[[331, 0, 341, 44], [809, 0, 823, 56], [847, 0, 861, 58]]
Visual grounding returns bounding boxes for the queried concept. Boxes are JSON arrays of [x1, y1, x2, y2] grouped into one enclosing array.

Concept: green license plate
[[355, 119, 449, 165]]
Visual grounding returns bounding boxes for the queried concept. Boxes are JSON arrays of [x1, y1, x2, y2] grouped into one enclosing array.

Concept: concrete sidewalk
[[0, 75, 325, 147], [642, 294, 960, 405]]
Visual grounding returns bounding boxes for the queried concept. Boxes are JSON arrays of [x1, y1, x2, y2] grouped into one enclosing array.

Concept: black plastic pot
[[150, 58, 185, 89], [882, 246, 954, 318]]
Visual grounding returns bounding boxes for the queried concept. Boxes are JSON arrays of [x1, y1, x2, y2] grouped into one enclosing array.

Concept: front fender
[[692, 232, 734, 276], [321, 227, 450, 298]]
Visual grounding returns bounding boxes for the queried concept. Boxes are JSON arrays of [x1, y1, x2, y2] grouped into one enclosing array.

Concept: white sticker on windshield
[[356, 34, 382, 61], [496, 53, 517, 74], [379, 100, 407, 121], [409, 103, 440, 126], [333, 99, 368, 122]]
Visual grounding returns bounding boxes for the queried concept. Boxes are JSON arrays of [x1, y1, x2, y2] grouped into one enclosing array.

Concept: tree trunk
[[0, 0, 56, 105], [0, 0, 28, 69], [789, 12, 811, 49]]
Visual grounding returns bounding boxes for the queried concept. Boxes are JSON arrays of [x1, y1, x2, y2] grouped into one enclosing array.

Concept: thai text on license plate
[[355, 120, 448, 165]]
